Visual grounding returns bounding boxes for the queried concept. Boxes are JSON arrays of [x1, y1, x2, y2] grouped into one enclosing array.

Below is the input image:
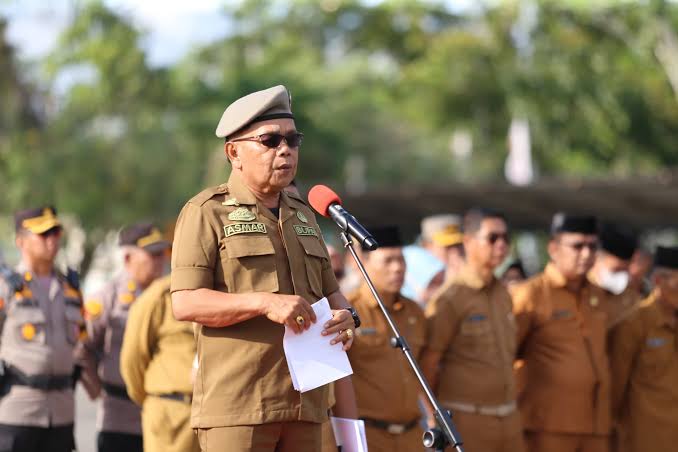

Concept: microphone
[[308, 185, 378, 251]]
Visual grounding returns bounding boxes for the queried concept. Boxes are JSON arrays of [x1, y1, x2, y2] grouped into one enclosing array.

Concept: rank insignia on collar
[[228, 207, 256, 222], [296, 211, 308, 223], [222, 198, 239, 207]]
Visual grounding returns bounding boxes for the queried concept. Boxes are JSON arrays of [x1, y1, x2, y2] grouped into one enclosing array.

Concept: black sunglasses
[[560, 240, 598, 252], [479, 232, 510, 245], [230, 132, 304, 149]]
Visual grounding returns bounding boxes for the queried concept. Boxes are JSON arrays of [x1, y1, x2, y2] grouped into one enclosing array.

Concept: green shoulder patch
[[224, 222, 267, 238]]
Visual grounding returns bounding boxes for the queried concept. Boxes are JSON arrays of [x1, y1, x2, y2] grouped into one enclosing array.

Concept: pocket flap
[[224, 237, 275, 258], [298, 236, 327, 259], [11, 306, 47, 324], [65, 306, 83, 322]]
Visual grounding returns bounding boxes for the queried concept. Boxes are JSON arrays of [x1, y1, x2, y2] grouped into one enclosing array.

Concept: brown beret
[[215, 85, 294, 139]]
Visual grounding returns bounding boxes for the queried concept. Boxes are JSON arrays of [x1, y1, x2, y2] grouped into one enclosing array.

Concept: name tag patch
[[646, 337, 668, 348], [466, 313, 487, 322], [224, 222, 267, 238], [552, 309, 572, 320], [294, 225, 318, 237]]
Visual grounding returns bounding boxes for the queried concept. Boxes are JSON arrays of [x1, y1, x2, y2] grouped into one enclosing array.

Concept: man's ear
[[225, 142, 242, 169]]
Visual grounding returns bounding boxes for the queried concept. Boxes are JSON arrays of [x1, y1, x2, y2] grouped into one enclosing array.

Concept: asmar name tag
[[294, 225, 318, 237], [224, 222, 267, 238]]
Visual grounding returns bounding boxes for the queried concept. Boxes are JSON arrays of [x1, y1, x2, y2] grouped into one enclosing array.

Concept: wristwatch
[[345, 307, 361, 329]]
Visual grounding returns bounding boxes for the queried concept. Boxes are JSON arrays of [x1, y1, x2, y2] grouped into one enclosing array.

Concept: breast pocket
[[10, 306, 47, 345], [64, 304, 84, 345], [297, 235, 326, 299], [222, 236, 279, 294], [637, 338, 674, 380], [459, 315, 493, 350]]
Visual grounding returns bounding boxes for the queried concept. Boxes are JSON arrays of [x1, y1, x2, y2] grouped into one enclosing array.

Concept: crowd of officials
[[0, 85, 676, 452]]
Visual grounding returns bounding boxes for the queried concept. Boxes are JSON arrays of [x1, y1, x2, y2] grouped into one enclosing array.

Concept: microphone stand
[[340, 232, 464, 452]]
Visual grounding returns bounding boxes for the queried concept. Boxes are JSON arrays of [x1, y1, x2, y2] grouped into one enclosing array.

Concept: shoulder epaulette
[[65, 268, 81, 291], [189, 184, 229, 207], [0, 265, 24, 292]]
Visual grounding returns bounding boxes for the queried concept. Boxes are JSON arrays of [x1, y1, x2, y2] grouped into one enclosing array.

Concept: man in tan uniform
[[120, 274, 199, 452], [422, 208, 524, 452], [346, 226, 426, 452], [513, 213, 611, 452], [0, 207, 86, 452], [588, 224, 641, 329], [170, 85, 358, 452], [610, 246, 678, 452], [79, 223, 170, 452], [420, 214, 464, 281]]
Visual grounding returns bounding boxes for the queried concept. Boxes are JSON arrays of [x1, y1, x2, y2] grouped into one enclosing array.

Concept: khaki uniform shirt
[[347, 285, 426, 423], [610, 295, 678, 452], [512, 263, 611, 435], [171, 172, 339, 428], [120, 274, 195, 405], [425, 267, 517, 407], [81, 273, 142, 434], [0, 262, 84, 427]]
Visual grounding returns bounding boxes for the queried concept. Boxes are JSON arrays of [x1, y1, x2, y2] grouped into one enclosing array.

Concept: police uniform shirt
[[0, 262, 84, 427], [82, 273, 142, 434], [512, 263, 612, 435], [170, 171, 339, 429], [347, 285, 426, 424], [610, 295, 678, 452]]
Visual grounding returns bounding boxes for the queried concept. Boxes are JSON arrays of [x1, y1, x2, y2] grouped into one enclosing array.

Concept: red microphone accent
[[308, 185, 342, 217]]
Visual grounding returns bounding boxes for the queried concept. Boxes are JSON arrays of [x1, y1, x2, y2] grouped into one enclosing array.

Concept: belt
[[102, 382, 131, 401], [360, 417, 419, 435], [152, 392, 192, 404], [445, 400, 517, 417], [4, 364, 73, 391]]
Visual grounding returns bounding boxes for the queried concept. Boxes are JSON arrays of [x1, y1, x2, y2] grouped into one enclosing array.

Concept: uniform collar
[[226, 171, 259, 206], [646, 292, 678, 329], [359, 283, 406, 312], [544, 262, 569, 289], [457, 265, 495, 290]]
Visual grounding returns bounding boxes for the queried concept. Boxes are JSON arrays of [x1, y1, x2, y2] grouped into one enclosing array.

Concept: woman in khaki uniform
[[170, 85, 358, 452], [120, 274, 199, 452], [610, 246, 678, 452]]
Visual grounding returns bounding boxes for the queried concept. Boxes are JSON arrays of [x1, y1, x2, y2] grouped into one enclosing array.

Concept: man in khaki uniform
[[588, 224, 641, 329], [513, 213, 612, 452], [79, 223, 170, 452], [0, 207, 86, 452], [170, 85, 358, 452], [120, 274, 199, 452], [422, 208, 525, 452], [420, 214, 464, 281], [610, 246, 678, 452], [346, 226, 426, 452]]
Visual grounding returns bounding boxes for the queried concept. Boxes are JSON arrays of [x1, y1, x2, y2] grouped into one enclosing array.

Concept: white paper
[[330, 417, 368, 452], [283, 298, 353, 392]]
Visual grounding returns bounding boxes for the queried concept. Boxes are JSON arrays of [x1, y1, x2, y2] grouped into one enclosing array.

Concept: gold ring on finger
[[295, 315, 305, 326], [345, 328, 354, 338]]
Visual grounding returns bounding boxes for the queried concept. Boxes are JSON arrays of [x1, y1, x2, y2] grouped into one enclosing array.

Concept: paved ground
[[75, 385, 97, 452]]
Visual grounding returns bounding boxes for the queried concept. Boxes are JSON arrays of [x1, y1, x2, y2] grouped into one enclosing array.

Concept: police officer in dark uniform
[[0, 206, 87, 452]]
